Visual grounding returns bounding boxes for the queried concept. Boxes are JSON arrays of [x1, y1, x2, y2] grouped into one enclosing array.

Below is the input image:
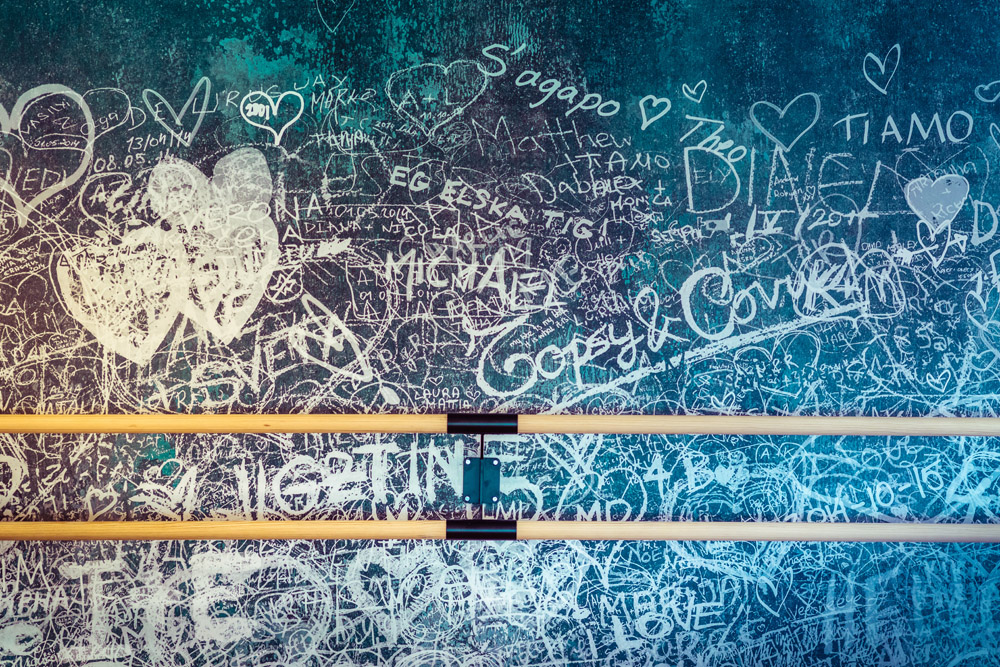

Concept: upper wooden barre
[[0, 414, 449, 434], [1, 520, 450, 542], [0, 519, 997, 542], [0, 414, 999, 436]]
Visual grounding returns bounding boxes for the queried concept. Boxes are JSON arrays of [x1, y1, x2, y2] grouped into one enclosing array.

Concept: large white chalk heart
[[57, 148, 278, 363], [344, 545, 461, 644], [148, 148, 279, 344], [239, 90, 304, 146], [56, 226, 184, 364]]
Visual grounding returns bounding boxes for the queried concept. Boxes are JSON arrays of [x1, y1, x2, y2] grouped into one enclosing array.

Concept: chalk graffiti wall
[[0, 0, 997, 664]]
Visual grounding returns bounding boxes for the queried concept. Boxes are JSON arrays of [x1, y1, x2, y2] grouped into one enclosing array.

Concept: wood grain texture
[[518, 415, 1000, 436], [0, 520, 995, 542], [514, 520, 1000, 542], [0, 520, 449, 541], [1, 414, 999, 435], [0, 414, 449, 434]]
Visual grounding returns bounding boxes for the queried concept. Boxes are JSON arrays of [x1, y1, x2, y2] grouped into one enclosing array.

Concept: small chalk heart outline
[[749, 92, 821, 152], [239, 90, 305, 146], [863, 44, 901, 95], [639, 95, 671, 131], [979, 82, 1000, 104], [925, 368, 952, 393], [142, 76, 212, 148], [83, 87, 132, 139], [316, 0, 357, 33], [682, 80, 707, 104]]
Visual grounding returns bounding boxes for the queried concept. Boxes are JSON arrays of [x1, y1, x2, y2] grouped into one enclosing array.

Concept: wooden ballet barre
[[0, 413, 999, 436], [0, 519, 997, 542], [1, 413, 997, 543]]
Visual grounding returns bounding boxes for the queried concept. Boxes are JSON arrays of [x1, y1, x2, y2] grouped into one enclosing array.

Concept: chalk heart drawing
[[315, 0, 357, 33], [749, 93, 820, 152], [82, 87, 132, 139], [239, 90, 304, 146], [975, 80, 1000, 103], [682, 79, 707, 104], [57, 148, 278, 363], [906, 174, 969, 265], [56, 226, 185, 364], [148, 148, 280, 344], [638, 95, 671, 130], [926, 367, 952, 393], [906, 174, 970, 229], [345, 546, 449, 644], [863, 43, 900, 95], [386, 60, 487, 135], [142, 76, 211, 148], [0, 85, 95, 222]]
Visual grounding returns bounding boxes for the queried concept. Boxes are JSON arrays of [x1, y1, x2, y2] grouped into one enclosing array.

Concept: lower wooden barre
[[513, 521, 1000, 542], [517, 415, 1000, 436], [0, 520, 997, 542], [1, 413, 1000, 436]]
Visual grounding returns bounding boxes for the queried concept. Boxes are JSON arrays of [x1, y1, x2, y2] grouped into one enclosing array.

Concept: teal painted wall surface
[[0, 1, 997, 664]]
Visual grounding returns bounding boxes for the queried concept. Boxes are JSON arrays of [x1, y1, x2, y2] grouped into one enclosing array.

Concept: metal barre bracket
[[446, 519, 517, 540], [463, 454, 501, 506], [446, 413, 518, 435], [449, 414, 512, 507]]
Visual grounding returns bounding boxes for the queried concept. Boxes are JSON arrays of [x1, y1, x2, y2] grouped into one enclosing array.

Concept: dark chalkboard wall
[[0, 0, 997, 664]]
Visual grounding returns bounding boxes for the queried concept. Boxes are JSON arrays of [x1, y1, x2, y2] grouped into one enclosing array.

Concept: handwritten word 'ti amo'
[[480, 44, 672, 132], [834, 110, 973, 145]]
